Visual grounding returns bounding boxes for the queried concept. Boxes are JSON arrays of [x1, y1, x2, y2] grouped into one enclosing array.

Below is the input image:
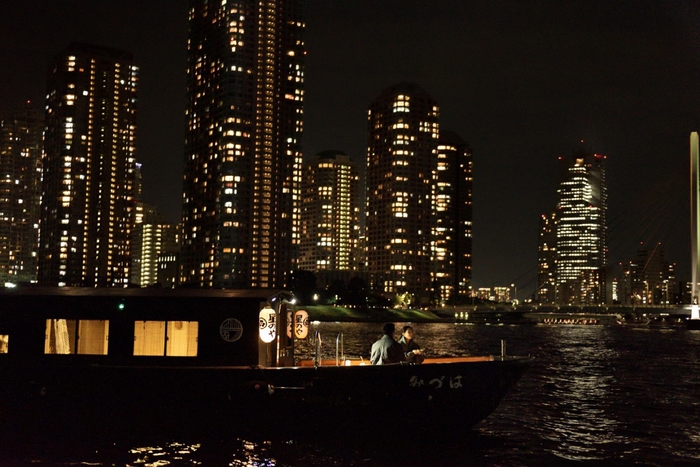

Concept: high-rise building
[[366, 83, 439, 303], [434, 131, 473, 303], [39, 44, 138, 287], [618, 243, 675, 305], [0, 103, 43, 283], [181, 0, 305, 288], [555, 145, 607, 304], [298, 150, 360, 272], [537, 211, 557, 303], [131, 218, 180, 287], [130, 196, 180, 288]]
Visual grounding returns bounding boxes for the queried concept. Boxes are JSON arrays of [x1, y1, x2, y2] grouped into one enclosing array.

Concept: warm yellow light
[[259, 306, 276, 343]]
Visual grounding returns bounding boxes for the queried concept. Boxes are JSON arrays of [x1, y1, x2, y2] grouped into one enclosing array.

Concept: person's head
[[382, 322, 395, 336], [402, 325, 414, 340]]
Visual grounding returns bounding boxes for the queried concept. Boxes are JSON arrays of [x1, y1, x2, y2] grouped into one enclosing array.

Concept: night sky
[[2, 1, 700, 296]]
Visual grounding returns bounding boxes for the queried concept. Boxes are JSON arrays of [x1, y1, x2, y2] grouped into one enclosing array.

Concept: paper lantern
[[293, 309, 309, 339], [259, 306, 276, 343]]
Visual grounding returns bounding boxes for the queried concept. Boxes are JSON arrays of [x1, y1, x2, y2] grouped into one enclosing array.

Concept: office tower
[[555, 145, 607, 304], [181, 0, 305, 288], [366, 83, 439, 303], [298, 150, 360, 272], [39, 44, 138, 287], [537, 211, 557, 303], [434, 131, 472, 304], [0, 103, 43, 283]]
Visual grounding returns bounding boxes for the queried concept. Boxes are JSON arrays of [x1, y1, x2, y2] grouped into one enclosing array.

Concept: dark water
[[8, 322, 700, 466]]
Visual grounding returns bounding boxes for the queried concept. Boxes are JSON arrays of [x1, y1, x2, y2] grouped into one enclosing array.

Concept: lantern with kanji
[[258, 305, 276, 343]]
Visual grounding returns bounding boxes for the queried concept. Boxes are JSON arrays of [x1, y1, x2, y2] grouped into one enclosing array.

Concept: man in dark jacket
[[370, 323, 406, 365]]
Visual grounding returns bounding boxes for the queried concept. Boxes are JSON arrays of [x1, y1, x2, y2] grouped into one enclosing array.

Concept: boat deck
[[297, 355, 495, 367]]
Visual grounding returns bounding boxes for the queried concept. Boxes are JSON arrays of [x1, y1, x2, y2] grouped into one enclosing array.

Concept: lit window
[[44, 319, 109, 355], [133, 320, 198, 357]]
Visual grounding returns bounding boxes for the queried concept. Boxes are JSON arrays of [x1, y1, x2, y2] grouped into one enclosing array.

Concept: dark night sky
[[2, 1, 700, 295]]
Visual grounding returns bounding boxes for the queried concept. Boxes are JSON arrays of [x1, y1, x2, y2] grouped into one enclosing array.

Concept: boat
[[0, 287, 533, 442]]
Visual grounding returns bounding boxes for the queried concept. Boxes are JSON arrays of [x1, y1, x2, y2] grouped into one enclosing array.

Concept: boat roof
[[0, 286, 293, 302]]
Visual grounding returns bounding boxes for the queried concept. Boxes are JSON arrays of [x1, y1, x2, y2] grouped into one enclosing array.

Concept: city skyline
[[1, 1, 699, 295]]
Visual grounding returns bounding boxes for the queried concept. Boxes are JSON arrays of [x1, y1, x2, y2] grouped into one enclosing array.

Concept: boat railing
[[312, 331, 345, 367], [313, 330, 321, 366], [335, 332, 344, 366]]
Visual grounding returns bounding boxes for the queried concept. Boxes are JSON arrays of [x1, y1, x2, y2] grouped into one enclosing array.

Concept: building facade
[[537, 211, 557, 303], [181, 0, 305, 288], [618, 244, 675, 305], [0, 103, 43, 283], [365, 83, 439, 303], [298, 150, 360, 272], [130, 201, 180, 287], [39, 44, 138, 287], [555, 146, 607, 305], [433, 131, 473, 304]]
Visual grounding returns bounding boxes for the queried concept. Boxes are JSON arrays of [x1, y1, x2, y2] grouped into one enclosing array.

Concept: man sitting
[[370, 323, 407, 365]]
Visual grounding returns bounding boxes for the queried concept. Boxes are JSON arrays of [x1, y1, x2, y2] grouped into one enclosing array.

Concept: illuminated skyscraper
[[366, 83, 439, 303], [0, 103, 43, 283], [298, 150, 360, 272], [555, 145, 607, 304], [39, 44, 138, 287], [131, 213, 180, 287], [181, 0, 305, 288], [434, 131, 472, 303], [537, 211, 557, 303]]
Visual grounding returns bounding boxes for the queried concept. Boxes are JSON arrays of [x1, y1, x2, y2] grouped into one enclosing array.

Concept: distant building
[[618, 244, 676, 305], [298, 150, 360, 272], [180, 0, 305, 288], [493, 286, 511, 303], [130, 204, 180, 288], [157, 252, 180, 288], [365, 83, 439, 304], [39, 44, 138, 287], [537, 212, 557, 303], [0, 103, 43, 283], [555, 144, 607, 305], [434, 131, 473, 303], [476, 288, 491, 300]]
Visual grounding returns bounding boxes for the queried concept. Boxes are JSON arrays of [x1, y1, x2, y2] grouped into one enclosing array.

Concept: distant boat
[[0, 287, 533, 441]]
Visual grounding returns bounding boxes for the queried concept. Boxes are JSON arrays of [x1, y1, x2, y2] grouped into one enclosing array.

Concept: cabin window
[[44, 319, 109, 355], [0, 334, 8, 353], [133, 320, 198, 357]]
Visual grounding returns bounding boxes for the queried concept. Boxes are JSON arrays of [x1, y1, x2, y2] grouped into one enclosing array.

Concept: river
[[8, 322, 700, 466]]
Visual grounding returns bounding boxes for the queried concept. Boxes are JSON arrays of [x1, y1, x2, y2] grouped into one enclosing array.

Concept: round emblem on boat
[[220, 318, 243, 342]]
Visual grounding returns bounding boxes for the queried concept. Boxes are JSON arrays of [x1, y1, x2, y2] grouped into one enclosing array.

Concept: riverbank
[[304, 305, 443, 322], [304, 304, 692, 326]]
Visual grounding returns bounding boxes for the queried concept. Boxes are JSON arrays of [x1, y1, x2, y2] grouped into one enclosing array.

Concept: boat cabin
[[0, 287, 299, 368]]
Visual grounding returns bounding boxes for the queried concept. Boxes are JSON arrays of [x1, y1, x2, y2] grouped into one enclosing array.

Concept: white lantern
[[293, 309, 309, 339], [259, 306, 276, 343]]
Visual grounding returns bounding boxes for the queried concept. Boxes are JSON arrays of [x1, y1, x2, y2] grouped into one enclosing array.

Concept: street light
[[511, 283, 517, 305]]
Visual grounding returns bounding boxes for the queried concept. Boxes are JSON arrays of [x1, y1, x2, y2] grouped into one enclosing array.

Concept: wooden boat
[[0, 287, 533, 441]]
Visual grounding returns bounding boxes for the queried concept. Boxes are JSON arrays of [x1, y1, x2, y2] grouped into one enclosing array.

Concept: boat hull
[[1, 356, 533, 441]]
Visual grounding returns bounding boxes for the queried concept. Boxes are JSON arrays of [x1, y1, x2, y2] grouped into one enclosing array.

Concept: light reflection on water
[[14, 322, 700, 466]]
